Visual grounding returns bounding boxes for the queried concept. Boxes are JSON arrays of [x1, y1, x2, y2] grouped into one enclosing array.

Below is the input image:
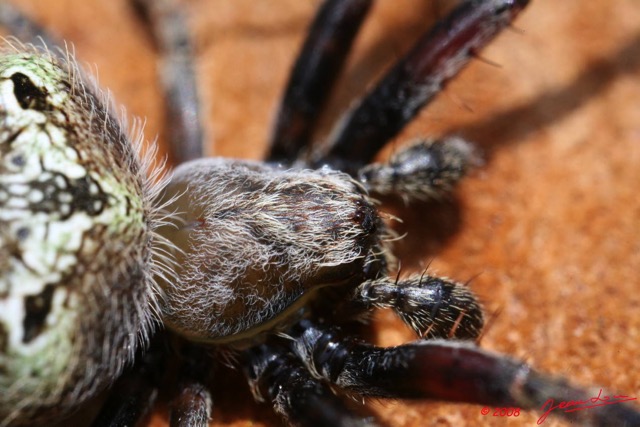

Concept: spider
[[1, 0, 640, 426]]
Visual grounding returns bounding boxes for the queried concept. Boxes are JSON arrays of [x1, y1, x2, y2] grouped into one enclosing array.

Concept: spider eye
[[10, 72, 49, 110]]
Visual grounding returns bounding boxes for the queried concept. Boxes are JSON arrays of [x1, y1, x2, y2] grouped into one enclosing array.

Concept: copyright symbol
[[481, 407, 490, 415]]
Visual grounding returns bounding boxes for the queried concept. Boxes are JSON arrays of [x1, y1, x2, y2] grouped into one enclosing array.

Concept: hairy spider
[[3, 0, 637, 427]]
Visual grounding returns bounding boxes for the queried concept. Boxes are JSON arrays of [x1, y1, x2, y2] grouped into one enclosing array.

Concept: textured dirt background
[[6, 0, 640, 426]]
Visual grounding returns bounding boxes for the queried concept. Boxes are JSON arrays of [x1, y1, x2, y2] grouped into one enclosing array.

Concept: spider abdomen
[[0, 49, 160, 424], [157, 158, 386, 344]]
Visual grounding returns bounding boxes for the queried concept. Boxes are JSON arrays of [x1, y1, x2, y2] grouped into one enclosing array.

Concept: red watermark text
[[537, 389, 637, 424]]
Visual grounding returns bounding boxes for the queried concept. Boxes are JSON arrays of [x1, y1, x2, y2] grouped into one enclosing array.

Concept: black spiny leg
[[289, 320, 640, 427], [169, 382, 212, 427], [358, 136, 477, 203], [168, 344, 213, 427], [132, 0, 204, 165], [91, 336, 166, 427], [315, 0, 530, 173], [268, 0, 373, 163], [243, 341, 379, 427], [354, 273, 484, 339]]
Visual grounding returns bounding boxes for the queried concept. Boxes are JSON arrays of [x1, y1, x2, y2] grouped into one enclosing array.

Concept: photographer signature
[[537, 389, 637, 424]]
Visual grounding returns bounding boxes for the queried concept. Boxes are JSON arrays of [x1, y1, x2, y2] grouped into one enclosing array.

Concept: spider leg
[[132, 0, 204, 165], [90, 367, 158, 427], [243, 340, 380, 427], [353, 273, 483, 339], [290, 319, 640, 426], [169, 381, 212, 427], [91, 337, 165, 427], [92, 337, 213, 427], [167, 345, 213, 427], [267, 0, 373, 164], [313, 0, 529, 173], [358, 136, 477, 202]]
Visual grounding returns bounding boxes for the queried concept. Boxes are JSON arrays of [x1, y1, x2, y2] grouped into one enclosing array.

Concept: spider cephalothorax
[[0, 1, 639, 426]]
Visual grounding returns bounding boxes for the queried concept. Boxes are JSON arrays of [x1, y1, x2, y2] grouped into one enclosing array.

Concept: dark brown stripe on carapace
[[22, 284, 56, 343]]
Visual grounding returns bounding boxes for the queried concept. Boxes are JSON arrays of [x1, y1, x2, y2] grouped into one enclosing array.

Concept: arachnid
[[1, 0, 634, 426]]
